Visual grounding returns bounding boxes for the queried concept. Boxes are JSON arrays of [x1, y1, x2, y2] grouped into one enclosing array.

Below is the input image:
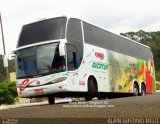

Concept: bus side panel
[[137, 58, 156, 93], [106, 50, 137, 93], [145, 58, 156, 93], [106, 50, 156, 94], [82, 43, 135, 93], [79, 44, 111, 92], [66, 43, 109, 92], [79, 43, 156, 94]]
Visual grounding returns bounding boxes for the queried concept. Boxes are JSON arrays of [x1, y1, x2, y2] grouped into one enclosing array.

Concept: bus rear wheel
[[85, 78, 95, 101], [48, 95, 55, 105], [133, 83, 139, 96], [141, 84, 146, 96]]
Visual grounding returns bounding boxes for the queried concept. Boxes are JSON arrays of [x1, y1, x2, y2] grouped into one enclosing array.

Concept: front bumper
[[17, 80, 68, 98]]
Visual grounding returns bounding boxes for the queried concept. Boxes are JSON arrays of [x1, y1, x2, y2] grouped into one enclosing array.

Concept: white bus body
[[12, 16, 155, 104]]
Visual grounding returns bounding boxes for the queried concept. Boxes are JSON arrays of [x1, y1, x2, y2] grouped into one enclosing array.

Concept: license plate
[[34, 89, 43, 93]]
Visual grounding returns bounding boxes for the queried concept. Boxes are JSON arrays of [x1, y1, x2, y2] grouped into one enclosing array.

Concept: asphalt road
[[0, 93, 160, 124]]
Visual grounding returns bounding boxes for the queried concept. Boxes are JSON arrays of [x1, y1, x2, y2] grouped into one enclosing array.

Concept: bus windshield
[[16, 42, 66, 79], [17, 17, 67, 47]]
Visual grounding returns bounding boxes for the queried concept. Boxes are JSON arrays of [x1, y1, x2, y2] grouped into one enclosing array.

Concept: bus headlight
[[51, 77, 67, 84]]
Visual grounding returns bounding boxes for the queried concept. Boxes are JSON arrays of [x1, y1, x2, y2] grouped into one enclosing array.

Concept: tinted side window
[[119, 38, 129, 55], [67, 18, 83, 68], [145, 48, 152, 59], [129, 41, 137, 58], [83, 22, 110, 48], [83, 21, 150, 60], [67, 44, 77, 71], [83, 22, 121, 53], [67, 18, 83, 42], [138, 45, 142, 59]]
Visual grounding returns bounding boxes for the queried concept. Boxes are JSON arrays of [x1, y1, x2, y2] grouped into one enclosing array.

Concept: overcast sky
[[0, 0, 160, 55]]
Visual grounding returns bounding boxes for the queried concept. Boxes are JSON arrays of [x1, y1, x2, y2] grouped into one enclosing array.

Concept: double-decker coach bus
[[6, 16, 156, 104]]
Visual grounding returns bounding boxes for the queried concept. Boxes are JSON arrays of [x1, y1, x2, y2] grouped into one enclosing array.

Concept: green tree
[[0, 81, 17, 105], [0, 54, 15, 82]]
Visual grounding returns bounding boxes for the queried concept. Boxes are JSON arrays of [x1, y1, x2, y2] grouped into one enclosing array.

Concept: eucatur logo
[[92, 62, 108, 70], [95, 52, 104, 60]]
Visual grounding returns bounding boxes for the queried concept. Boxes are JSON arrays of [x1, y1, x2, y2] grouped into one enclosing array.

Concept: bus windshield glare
[[16, 43, 66, 79]]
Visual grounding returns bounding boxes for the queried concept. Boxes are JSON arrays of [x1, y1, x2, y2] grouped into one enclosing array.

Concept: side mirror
[[10, 54, 16, 60], [3, 55, 8, 67], [10, 50, 16, 59], [59, 40, 66, 56]]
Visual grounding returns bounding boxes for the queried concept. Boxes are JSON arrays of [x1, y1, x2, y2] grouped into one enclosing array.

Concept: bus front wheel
[[48, 95, 55, 105]]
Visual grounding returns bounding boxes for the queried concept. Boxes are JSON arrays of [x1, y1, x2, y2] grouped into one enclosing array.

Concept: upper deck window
[[17, 17, 67, 47]]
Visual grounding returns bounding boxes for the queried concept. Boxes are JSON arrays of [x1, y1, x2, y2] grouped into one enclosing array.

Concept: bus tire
[[85, 78, 94, 101], [141, 84, 146, 96], [133, 83, 139, 96], [48, 95, 55, 105]]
